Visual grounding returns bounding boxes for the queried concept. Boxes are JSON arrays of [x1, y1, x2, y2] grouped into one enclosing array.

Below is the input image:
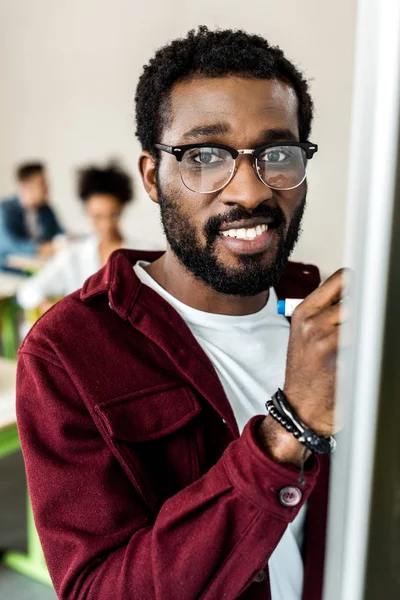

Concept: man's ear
[[138, 152, 159, 204]]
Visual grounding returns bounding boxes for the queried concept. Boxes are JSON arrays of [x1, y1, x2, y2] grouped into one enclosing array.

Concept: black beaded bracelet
[[265, 389, 336, 456]]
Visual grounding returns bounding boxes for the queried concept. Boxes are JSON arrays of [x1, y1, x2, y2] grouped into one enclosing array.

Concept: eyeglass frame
[[155, 141, 318, 193]]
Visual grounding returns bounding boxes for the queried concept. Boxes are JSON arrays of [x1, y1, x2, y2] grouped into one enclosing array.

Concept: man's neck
[[145, 250, 269, 316]]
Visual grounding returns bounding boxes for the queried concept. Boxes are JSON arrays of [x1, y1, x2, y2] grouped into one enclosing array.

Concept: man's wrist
[[257, 415, 311, 468]]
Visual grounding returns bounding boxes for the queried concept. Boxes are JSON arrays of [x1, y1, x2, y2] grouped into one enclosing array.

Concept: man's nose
[[219, 156, 273, 210]]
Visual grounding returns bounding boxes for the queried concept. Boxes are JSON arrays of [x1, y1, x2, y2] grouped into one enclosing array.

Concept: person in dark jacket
[[17, 27, 345, 600], [0, 162, 64, 268]]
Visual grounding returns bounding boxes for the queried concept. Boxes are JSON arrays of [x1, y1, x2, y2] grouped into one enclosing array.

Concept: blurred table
[[4, 254, 48, 275], [0, 358, 51, 586], [0, 272, 27, 299]]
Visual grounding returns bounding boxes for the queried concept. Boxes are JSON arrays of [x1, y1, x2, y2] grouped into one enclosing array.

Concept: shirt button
[[278, 486, 302, 507], [254, 569, 267, 583]]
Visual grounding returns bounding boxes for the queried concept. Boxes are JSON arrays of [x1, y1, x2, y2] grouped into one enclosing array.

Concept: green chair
[[0, 298, 20, 360], [0, 352, 52, 586]]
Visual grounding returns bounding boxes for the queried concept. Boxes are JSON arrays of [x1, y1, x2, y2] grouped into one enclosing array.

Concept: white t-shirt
[[134, 261, 306, 600]]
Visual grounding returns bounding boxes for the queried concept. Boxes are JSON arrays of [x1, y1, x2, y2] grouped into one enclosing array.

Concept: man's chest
[[58, 310, 236, 512], [183, 317, 291, 433]]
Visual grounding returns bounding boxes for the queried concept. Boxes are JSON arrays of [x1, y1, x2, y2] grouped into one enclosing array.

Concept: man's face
[[155, 77, 307, 296], [19, 172, 48, 208]]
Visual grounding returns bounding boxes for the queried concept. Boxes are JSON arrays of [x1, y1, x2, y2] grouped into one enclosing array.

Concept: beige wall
[[0, 0, 357, 277]]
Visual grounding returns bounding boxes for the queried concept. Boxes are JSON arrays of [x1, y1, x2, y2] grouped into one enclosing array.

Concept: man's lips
[[217, 228, 277, 255]]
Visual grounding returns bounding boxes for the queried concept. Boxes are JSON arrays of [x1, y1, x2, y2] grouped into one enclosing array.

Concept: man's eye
[[190, 149, 225, 164], [261, 150, 289, 163]]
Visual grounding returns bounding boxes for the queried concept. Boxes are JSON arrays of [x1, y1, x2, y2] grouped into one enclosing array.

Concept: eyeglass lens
[[179, 146, 307, 193]]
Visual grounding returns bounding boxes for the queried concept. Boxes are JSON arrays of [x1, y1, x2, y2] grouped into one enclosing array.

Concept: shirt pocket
[[94, 383, 202, 512]]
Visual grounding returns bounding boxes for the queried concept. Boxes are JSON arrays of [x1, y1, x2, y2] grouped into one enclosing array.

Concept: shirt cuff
[[223, 415, 320, 522]]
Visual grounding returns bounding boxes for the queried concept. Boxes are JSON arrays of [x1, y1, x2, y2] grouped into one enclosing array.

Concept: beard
[[156, 176, 306, 297]]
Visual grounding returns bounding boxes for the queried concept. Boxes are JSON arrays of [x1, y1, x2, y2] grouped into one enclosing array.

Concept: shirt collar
[[80, 247, 320, 319], [80, 249, 164, 319]]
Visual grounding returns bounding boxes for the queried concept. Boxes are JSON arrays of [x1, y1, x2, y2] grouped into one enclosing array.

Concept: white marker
[[277, 298, 304, 317]]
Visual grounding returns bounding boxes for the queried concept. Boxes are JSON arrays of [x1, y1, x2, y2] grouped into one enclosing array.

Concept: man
[[0, 162, 64, 268], [17, 27, 344, 599]]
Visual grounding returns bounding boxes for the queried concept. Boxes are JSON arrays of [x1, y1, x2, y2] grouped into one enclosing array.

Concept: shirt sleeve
[[0, 206, 37, 263], [17, 349, 320, 600]]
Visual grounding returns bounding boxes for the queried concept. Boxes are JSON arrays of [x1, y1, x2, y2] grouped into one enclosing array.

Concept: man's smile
[[220, 222, 269, 239], [218, 216, 274, 234], [218, 224, 277, 255]]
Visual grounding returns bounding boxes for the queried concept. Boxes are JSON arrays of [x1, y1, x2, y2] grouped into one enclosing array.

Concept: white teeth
[[220, 223, 269, 240]]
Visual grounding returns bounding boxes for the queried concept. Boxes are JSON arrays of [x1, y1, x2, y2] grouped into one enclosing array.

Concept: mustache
[[204, 204, 286, 239]]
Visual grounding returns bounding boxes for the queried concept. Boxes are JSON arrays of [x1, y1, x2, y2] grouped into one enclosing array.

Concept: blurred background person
[[0, 162, 64, 270], [17, 161, 158, 313]]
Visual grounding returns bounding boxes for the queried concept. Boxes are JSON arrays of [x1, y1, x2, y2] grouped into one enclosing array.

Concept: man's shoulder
[[19, 248, 152, 359], [0, 196, 20, 211], [19, 290, 102, 362], [275, 260, 320, 300]]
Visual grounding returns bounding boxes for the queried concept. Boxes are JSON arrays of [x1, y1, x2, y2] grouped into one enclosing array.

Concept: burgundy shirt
[[16, 249, 329, 600]]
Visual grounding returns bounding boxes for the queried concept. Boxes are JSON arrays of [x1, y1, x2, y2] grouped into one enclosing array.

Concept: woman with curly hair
[[17, 161, 158, 311]]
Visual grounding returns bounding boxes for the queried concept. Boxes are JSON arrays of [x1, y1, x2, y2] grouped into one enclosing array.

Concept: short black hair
[[16, 162, 45, 182], [77, 162, 133, 205], [135, 26, 314, 156]]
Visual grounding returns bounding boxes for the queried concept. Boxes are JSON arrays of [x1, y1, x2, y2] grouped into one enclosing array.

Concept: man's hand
[[258, 269, 348, 466], [38, 241, 57, 257]]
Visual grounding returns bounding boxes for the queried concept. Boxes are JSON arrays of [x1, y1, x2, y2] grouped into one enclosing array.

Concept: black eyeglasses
[[155, 141, 318, 194]]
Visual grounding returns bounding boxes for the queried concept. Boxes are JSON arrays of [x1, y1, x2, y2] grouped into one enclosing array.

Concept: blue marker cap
[[277, 300, 285, 315]]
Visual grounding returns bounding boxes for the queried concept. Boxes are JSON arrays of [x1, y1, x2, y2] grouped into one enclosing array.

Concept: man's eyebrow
[[182, 123, 230, 140], [181, 125, 299, 143], [261, 128, 299, 143]]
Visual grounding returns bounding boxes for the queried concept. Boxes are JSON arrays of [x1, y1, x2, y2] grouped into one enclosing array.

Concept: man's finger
[[297, 268, 351, 315], [310, 300, 349, 330]]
